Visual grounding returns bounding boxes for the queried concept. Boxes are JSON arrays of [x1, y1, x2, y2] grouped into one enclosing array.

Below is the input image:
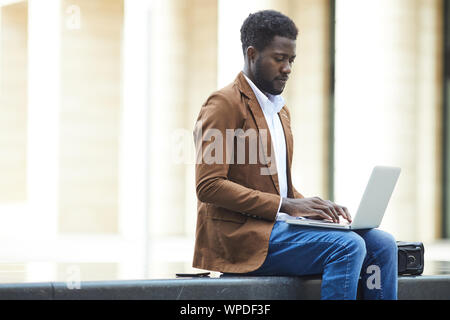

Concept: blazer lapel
[[236, 72, 280, 195], [279, 108, 295, 198]]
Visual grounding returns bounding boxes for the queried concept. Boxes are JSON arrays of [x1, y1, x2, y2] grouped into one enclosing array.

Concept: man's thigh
[[247, 221, 365, 276]]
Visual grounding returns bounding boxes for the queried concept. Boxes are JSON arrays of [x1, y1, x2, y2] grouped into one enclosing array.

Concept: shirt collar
[[243, 74, 285, 117]]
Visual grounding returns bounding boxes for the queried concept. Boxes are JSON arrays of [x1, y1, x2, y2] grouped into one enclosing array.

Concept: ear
[[246, 46, 257, 63]]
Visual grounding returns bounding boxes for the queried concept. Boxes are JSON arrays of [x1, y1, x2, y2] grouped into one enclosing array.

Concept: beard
[[253, 58, 284, 96]]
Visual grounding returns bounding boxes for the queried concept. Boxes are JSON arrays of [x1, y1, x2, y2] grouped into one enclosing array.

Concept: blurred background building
[[0, 0, 449, 282]]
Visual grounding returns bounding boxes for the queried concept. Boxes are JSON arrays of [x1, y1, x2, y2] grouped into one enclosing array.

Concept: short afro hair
[[240, 10, 298, 55]]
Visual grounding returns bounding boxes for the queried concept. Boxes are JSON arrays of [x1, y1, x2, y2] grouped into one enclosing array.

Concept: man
[[193, 10, 397, 300]]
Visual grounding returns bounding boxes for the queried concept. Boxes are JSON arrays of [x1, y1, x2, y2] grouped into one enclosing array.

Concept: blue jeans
[[230, 221, 398, 300]]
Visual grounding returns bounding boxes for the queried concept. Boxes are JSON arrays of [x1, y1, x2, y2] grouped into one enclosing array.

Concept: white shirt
[[243, 74, 290, 221]]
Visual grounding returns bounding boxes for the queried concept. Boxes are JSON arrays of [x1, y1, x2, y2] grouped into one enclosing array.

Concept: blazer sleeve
[[194, 93, 280, 221]]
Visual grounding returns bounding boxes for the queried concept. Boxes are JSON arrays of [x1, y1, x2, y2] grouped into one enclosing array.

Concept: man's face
[[251, 35, 296, 95]]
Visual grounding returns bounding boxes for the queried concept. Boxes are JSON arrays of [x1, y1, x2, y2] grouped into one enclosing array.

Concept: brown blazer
[[193, 72, 304, 273]]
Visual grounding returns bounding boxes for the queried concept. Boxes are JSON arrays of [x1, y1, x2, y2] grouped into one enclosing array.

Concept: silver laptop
[[285, 166, 401, 230]]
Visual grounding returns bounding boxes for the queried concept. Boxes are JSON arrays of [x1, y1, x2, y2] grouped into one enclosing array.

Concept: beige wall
[[0, 1, 27, 203], [58, 0, 123, 233], [415, 0, 443, 242], [184, 0, 218, 236]]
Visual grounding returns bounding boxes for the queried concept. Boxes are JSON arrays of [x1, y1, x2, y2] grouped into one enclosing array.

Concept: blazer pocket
[[207, 204, 247, 224]]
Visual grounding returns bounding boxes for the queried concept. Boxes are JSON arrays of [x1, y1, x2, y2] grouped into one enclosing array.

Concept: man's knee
[[346, 232, 367, 260], [331, 231, 366, 261]]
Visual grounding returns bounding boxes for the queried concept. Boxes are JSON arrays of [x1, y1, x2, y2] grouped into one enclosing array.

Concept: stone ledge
[[0, 275, 449, 300]]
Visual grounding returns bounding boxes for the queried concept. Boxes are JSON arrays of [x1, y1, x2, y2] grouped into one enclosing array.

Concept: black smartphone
[[175, 272, 210, 278]]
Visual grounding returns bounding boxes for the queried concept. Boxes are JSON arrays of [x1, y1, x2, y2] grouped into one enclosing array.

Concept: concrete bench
[[0, 275, 449, 300]]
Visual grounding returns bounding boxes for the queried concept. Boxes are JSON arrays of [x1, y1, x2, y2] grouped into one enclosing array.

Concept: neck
[[242, 66, 269, 98]]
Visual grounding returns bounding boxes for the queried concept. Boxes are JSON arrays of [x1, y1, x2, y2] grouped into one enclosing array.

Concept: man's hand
[[280, 197, 352, 223]]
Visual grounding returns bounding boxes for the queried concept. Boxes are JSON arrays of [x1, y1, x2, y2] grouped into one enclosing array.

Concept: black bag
[[397, 241, 424, 275]]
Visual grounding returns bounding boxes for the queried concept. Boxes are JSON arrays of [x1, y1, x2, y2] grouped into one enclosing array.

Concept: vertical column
[[27, 0, 61, 239], [335, 0, 392, 215], [119, 0, 153, 278], [147, 0, 188, 237]]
